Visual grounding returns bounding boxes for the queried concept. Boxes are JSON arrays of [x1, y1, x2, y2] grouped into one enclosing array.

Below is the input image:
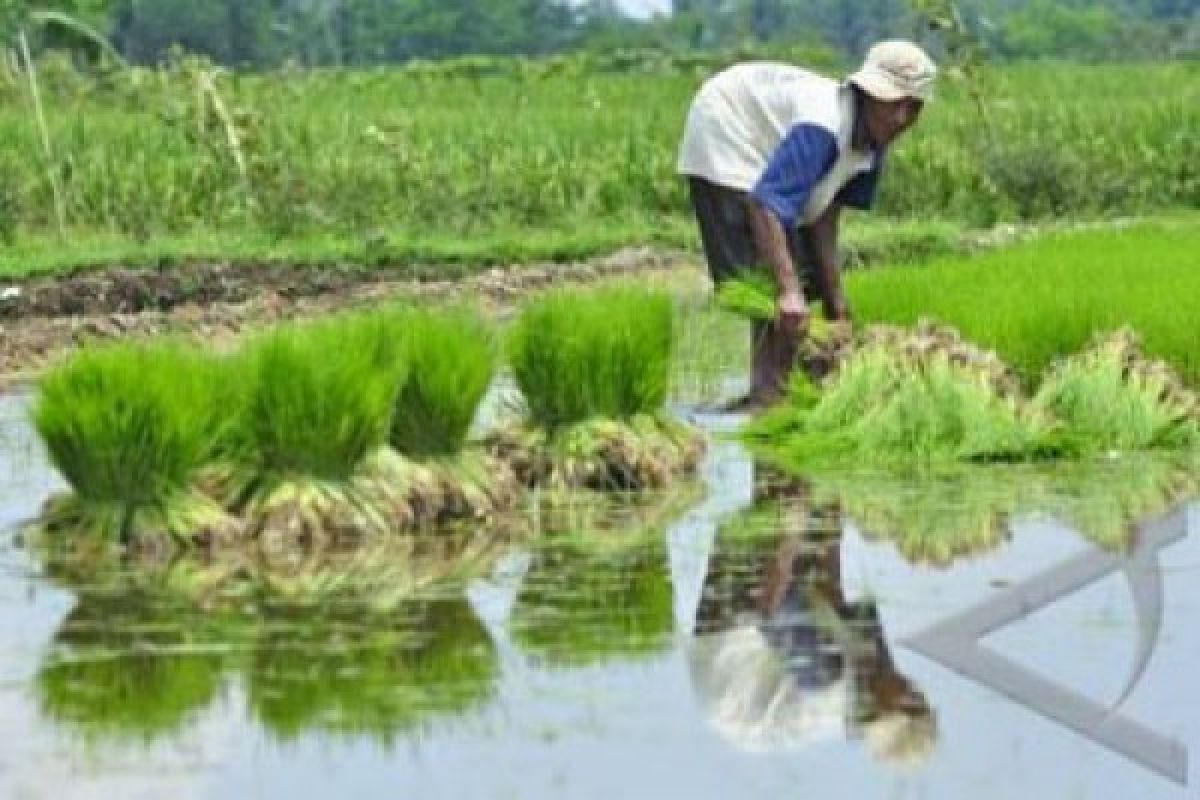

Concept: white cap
[[848, 40, 938, 102]]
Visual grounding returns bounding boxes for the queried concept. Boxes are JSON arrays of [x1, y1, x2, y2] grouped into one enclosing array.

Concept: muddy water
[[2, 388, 1199, 799]]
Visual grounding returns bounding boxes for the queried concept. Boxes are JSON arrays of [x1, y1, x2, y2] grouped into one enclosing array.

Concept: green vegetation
[[31, 342, 235, 542], [236, 322, 399, 483], [848, 220, 1200, 384], [0, 60, 1194, 277], [509, 286, 674, 430], [389, 308, 496, 459]]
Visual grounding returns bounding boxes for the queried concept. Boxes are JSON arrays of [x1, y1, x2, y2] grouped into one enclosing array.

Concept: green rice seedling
[[849, 222, 1200, 385], [231, 321, 400, 543], [1033, 329, 1200, 453], [499, 286, 705, 490], [389, 307, 496, 458], [248, 599, 498, 744], [31, 342, 237, 545], [747, 326, 1061, 469], [508, 285, 673, 429]]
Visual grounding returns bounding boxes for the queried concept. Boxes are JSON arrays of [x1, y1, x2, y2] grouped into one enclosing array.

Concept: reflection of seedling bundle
[[814, 456, 1198, 565], [749, 322, 1199, 469], [35, 594, 228, 742], [510, 496, 682, 667], [32, 342, 240, 547], [491, 286, 704, 490], [247, 597, 496, 744]]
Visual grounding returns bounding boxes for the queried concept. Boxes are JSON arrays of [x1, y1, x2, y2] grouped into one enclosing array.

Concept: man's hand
[[777, 288, 810, 336]]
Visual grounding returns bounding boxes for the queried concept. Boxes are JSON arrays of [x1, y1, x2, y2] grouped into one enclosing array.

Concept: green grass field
[[0, 58, 1194, 276]]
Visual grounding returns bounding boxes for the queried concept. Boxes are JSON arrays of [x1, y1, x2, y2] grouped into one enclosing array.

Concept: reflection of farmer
[[679, 42, 936, 407], [689, 477, 936, 766]]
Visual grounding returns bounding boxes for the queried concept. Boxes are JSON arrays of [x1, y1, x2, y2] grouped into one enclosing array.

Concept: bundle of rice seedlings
[[230, 321, 400, 546], [497, 286, 704, 489], [747, 323, 1061, 468], [31, 342, 239, 548], [1033, 329, 1200, 454], [35, 595, 227, 742], [488, 413, 705, 491], [715, 270, 855, 378], [248, 598, 498, 743]]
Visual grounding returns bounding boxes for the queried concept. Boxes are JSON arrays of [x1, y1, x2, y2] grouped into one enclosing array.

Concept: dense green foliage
[[0, 59, 1194, 275], [847, 220, 1200, 383], [235, 322, 399, 482], [33, 342, 216, 509], [389, 308, 496, 458], [2, 0, 1194, 66], [509, 286, 674, 431]]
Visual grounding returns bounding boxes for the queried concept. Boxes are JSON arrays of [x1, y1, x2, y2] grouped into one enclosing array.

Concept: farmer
[[678, 41, 937, 408]]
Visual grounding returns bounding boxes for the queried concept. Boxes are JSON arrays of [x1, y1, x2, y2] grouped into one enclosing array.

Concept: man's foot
[[717, 389, 781, 413]]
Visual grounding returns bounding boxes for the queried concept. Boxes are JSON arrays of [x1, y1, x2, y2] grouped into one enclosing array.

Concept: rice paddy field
[[0, 51, 1199, 800], [0, 59, 1195, 275]]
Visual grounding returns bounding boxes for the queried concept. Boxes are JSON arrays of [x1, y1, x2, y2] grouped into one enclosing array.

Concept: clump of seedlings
[[747, 322, 1062, 468], [225, 319, 400, 550], [31, 342, 240, 549], [715, 270, 854, 378], [1033, 328, 1199, 454], [362, 307, 518, 528], [491, 285, 704, 491]]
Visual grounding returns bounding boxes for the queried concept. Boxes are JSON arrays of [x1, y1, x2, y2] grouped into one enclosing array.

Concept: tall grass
[[0, 60, 1194, 274], [389, 308, 496, 458], [33, 342, 216, 523], [508, 286, 673, 431], [847, 221, 1200, 385]]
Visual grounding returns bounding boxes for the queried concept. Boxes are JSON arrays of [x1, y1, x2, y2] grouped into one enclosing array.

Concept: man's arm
[[808, 201, 851, 322], [747, 199, 808, 334]]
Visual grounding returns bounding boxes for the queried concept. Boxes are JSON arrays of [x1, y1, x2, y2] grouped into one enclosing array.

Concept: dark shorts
[[687, 175, 823, 297]]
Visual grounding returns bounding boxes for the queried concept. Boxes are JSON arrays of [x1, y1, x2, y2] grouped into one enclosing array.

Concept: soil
[[0, 248, 693, 387]]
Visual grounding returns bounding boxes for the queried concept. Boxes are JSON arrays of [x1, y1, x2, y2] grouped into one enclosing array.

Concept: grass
[[389, 307, 496, 458], [508, 285, 674, 431], [0, 60, 1194, 276], [31, 342, 221, 539], [847, 218, 1200, 385]]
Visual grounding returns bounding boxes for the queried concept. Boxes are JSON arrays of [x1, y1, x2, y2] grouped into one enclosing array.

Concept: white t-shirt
[[678, 62, 882, 226]]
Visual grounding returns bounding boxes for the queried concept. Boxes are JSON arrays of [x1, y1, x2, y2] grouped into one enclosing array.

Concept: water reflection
[[35, 592, 229, 743], [247, 596, 497, 744], [509, 495, 688, 668], [31, 541, 503, 750], [689, 471, 936, 766]]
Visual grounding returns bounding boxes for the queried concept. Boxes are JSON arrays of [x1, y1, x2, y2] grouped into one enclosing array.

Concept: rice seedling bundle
[[748, 323, 1060, 468], [1033, 329, 1200, 454], [389, 307, 497, 458], [230, 321, 400, 545], [499, 285, 704, 489], [31, 342, 239, 546], [714, 270, 854, 379]]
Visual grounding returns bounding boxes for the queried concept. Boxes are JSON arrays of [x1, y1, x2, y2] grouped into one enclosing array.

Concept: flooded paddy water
[[2, 308, 1199, 800]]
